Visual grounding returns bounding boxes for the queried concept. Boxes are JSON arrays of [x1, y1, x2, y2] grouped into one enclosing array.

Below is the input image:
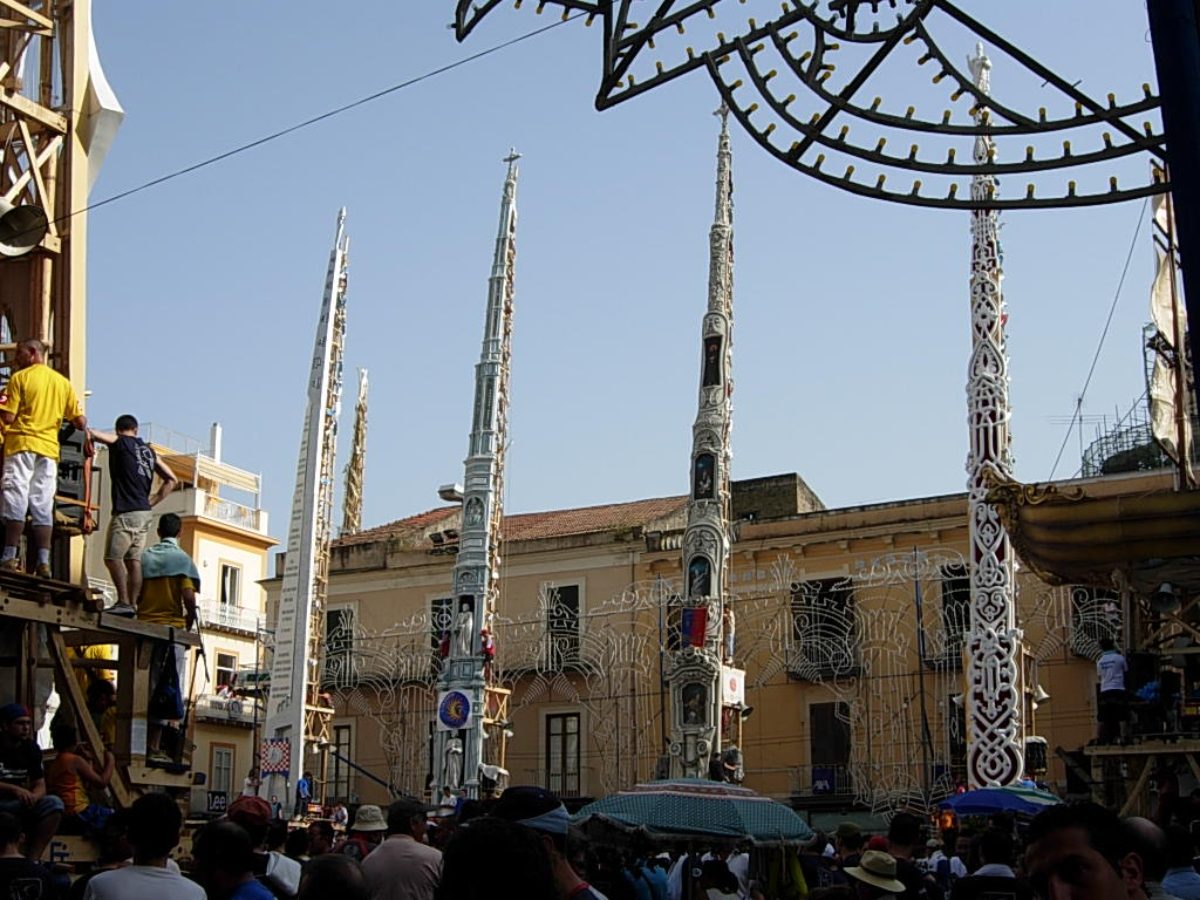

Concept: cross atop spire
[[503, 147, 521, 165], [713, 102, 730, 131]]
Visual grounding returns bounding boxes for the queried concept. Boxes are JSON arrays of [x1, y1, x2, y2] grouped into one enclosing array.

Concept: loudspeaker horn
[[0, 199, 48, 258], [1033, 684, 1051, 705]]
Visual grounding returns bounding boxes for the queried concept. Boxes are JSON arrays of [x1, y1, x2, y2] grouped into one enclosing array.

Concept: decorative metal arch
[[453, 0, 1166, 209]]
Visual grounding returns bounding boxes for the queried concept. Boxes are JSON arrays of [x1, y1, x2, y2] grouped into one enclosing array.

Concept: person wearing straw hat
[[844, 849, 908, 898], [340, 804, 387, 862]]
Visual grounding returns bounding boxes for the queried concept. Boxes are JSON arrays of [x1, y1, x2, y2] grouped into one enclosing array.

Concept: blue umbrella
[[939, 786, 1062, 818], [573, 778, 814, 846]]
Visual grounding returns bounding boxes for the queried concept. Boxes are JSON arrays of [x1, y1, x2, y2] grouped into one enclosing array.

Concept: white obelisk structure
[[669, 108, 735, 779], [433, 153, 519, 800], [964, 46, 1024, 787], [265, 210, 349, 812]]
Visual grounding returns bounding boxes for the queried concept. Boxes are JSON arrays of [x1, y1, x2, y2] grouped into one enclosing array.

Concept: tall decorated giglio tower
[[964, 45, 1024, 787], [669, 109, 735, 779], [264, 210, 348, 812], [433, 152, 519, 799]]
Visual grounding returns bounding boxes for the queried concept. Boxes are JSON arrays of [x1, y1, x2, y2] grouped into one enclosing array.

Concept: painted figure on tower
[[455, 601, 475, 658], [702, 336, 723, 387]]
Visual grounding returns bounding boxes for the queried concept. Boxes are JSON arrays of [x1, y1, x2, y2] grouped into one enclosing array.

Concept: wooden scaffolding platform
[[0, 569, 202, 799]]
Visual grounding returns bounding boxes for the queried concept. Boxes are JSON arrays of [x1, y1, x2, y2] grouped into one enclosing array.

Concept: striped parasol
[[572, 778, 814, 847], [939, 785, 1062, 818]]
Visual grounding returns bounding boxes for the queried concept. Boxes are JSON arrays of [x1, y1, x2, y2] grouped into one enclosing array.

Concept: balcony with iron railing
[[201, 602, 260, 635], [790, 763, 855, 801], [195, 694, 260, 728], [155, 487, 269, 536], [202, 494, 264, 533]]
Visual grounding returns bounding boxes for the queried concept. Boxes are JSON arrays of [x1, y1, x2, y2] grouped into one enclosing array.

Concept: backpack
[[148, 643, 184, 721]]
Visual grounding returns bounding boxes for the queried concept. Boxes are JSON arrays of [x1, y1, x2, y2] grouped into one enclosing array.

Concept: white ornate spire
[[340, 368, 368, 536], [433, 151, 519, 800], [964, 46, 1024, 787], [669, 111, 735, 779], [264, 209, 349, 812]]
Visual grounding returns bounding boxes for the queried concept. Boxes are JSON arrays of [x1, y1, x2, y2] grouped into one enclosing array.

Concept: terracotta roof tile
[[504, 495, 686, 542], [335, 506, 459, 548], [334, 495, 687, 550]]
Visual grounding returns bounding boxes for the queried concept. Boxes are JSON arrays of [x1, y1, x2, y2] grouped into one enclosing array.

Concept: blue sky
[[85, 3, 1162, 541]]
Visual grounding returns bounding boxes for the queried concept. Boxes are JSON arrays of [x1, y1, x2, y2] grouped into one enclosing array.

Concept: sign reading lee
[[207, 791, 229, 814]]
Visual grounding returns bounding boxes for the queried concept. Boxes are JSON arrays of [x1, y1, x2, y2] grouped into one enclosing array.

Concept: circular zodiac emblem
[[438, 690, 472, 730]]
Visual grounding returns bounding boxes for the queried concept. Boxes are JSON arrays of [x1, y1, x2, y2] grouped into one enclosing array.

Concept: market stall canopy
[[985, 474, 1200, 595], [939, 786, 1062, 818], [572, 778, 814, 847]]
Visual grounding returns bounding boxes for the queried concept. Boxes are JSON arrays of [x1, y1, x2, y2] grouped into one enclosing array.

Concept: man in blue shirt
[[1162, 825, 1200, 899], [193, 820, 274, 900], [295, 771, 312, 818]]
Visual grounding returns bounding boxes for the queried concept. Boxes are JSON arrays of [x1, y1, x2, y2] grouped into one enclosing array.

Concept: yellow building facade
[[264, 470, 1159, 818]]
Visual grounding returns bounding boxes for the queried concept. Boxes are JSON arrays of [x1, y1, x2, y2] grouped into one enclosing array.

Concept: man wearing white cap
[[844, 850, 908, 899]]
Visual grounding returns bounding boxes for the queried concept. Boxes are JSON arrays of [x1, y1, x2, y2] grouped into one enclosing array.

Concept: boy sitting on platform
[[0, 703, 62, 860], [45, 724, 114, 833]]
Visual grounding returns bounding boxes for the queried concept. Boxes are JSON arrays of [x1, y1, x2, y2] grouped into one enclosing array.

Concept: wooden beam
[[1083, 738, 1200, 756], [1053, 745, 1096, 788], [1186, 753, 1200, 786], [0, 593, 198, 646], [124, 766, 193, 790], [97, 614, 201, 646], [1119, 754, 1155, 817], [0, 20, 51, 35], [1, 131, 62, 207], [45, 629, 133, 807], [0, 86, 66, 133], [0, 0, 53, 30], [16, 120, 55, 237]]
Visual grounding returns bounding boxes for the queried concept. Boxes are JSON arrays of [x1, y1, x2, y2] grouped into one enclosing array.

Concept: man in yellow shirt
[[139, 512, 197, 763], [0, 339, 86, 578]]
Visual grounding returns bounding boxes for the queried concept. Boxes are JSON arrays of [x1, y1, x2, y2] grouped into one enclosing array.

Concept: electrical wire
[[73, 11, 586, 221], [1047, 197, 1149, 480]]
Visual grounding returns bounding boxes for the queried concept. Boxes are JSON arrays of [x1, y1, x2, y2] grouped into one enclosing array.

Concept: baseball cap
[[491, 785, 570, 835], [227, 794, 272, 828], [0, 703, 30, 724]]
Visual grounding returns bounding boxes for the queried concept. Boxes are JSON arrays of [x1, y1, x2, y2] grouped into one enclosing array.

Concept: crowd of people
[[0, 348, 1192, 900], [0, 782, 1190, 899], [793, 805, 1200, 899]]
